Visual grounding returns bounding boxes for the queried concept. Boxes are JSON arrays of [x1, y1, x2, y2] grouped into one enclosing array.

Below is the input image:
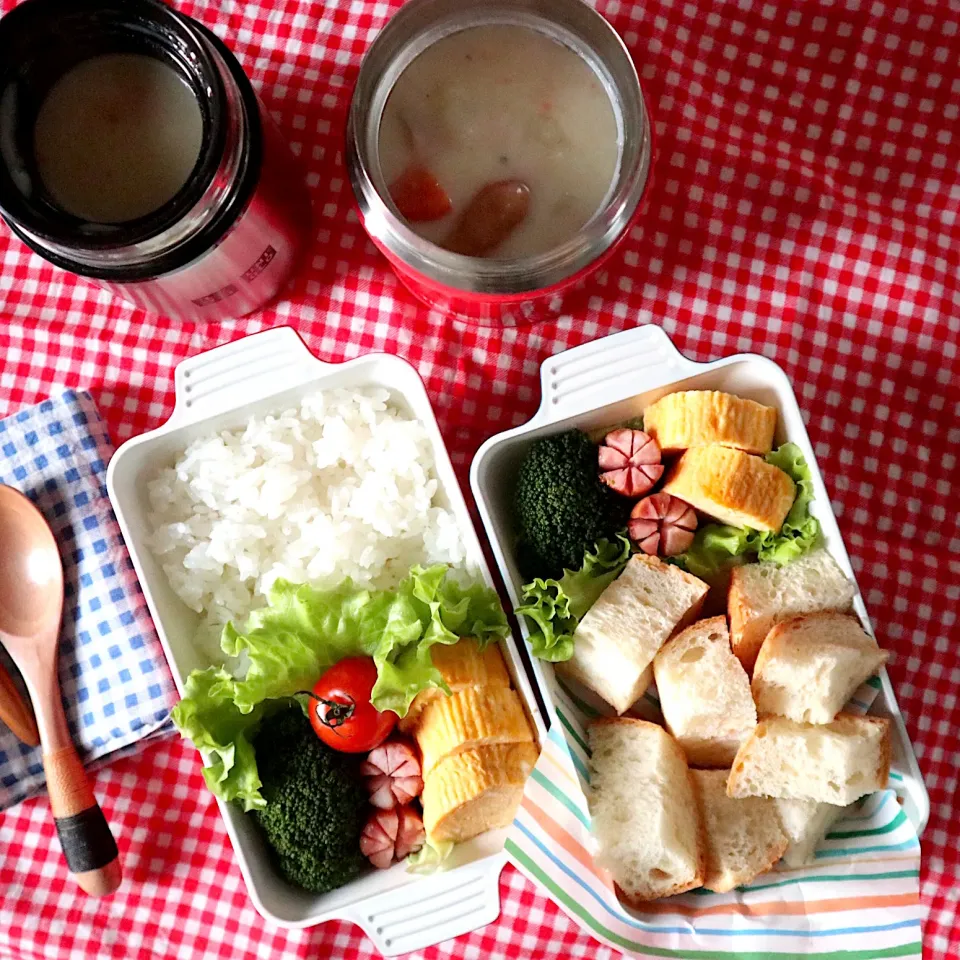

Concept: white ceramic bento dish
[[470, 324, 929, 837], [106, 326, 547, 956]]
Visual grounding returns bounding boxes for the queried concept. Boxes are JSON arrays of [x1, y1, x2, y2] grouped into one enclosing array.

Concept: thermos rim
[[346, 0, 652, 296], [0, 0, 265, 282], [0, 0, 227, 250]]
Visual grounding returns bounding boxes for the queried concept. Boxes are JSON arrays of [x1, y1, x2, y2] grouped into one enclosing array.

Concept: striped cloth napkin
[[0, 390, 175, 810], [506, 670, 924, 958]]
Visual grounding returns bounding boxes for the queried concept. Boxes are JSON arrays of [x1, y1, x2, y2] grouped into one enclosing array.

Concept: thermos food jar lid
[[0, 0, 264, 283], [346, 0, 652, 296]]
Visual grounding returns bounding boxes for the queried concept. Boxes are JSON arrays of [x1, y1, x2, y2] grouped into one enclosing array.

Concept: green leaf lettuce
[[758, 442, 820, 562], [172, 565, 509, 810], [515, 537, 631, 662], [671, 442, 821, 577]]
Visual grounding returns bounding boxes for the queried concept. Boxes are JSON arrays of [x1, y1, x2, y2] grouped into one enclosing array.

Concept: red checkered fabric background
[[0, 0, 957, 956]]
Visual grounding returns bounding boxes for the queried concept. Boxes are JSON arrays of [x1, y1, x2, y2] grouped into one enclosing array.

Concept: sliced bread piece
[[588, 718, 705, 903], [561, 555, 709, 714], [727, 714, 891, 805], [653, 617, 757, 767], [422, 742, 539, 843], [692, 769, 789, 892], [729, 548, 856, 672], [416, 686, 534, 777], [752, 613, 888, 723], [662, 444, 795, 531], [643, 390, 778, 455], [399, 639, 511, 733], [775, 798, 847, 867]]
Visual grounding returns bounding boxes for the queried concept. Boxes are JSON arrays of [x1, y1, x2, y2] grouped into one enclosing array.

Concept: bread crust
[[727, 568, 767, 673], [708, 831, 789, 894], [615, 872, 703, 906], [631, 554, 711, 630], [690, 769, 788, 893], [751, 613, 888, 722], [615, 789, 706, 904], [687, 766, 708, 892], [727, 556, 858, 674], [654, 616, 755, 767], [754, 611, 876, 674], [727, 717, 776, 799], [568, 557, 709, 714], [726, 714, 893, 800], [863, 715, 892, 787], [592, 718, 706, 902], [588, 715, 660, 734], [751, 619, 784, 678], [877, 728, 892, 787], [672, 614, 728, 641]]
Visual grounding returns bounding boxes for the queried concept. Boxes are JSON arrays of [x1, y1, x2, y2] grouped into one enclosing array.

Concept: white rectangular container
[[106, 326, 547, 955], [470, 324, 929, 837]]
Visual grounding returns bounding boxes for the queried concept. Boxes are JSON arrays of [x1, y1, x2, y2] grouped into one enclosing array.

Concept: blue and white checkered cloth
[[0, 390, 175, 810]]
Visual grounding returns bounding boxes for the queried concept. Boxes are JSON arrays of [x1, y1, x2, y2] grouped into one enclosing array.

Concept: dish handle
[[344, 856, 503, 957], [536, 323, 703, 425], [168, 326, 327, 426]]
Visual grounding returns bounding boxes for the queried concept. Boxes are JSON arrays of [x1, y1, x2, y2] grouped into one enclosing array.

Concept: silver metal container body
[[346, 0, 653, 324], [0, 0, 312, 323]]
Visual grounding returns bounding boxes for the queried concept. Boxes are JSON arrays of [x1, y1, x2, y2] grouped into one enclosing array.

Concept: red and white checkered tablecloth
[[0, 0, 957, 957]]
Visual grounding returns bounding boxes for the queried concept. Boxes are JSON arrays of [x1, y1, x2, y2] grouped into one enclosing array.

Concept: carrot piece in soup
[[388, 165, 452, 222]]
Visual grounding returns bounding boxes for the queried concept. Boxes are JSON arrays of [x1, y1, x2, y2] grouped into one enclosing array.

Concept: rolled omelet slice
[[398, 639, 511, 733], [662, 444, 795, 531], [422, 742, 540, 844], [416, 685, 534, 777], [644, 390, 778, 455]]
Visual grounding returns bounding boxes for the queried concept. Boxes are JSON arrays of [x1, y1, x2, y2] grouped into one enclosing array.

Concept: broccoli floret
[[515, 429, 629, 580], [252, 707, 367, 894]]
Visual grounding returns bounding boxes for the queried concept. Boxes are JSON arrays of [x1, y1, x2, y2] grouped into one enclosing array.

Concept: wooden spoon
[[0, 486, 122, 896], [0, 656, 39, 746]]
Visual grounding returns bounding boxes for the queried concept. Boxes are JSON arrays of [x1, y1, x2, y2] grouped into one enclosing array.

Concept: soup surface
[[33, 53, 204, 223], [378, 24, 619, 258]]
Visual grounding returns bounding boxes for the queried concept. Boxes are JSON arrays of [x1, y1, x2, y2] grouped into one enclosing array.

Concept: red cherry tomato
[[388, 165, 452, 222], [305, 657, 397, 753]]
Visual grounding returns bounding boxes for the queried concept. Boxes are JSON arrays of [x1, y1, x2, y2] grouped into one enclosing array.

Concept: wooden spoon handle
[[0, 660, 39, 746], [44, 745, 122, 896]]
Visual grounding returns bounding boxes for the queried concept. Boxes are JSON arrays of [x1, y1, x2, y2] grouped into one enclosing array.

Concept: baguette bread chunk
[[643, 390, 778, 455], [692, 769, 789, 892], [729, 548, 856, 672], [662, 444, 795, 531], [775, 798, 847, 867], [399, 639, 511, 733], [421, 742, 539, 843], [561, 555, 709, 714], [727, 714, 891, 805], [752, 613, 888, 723], [416, 686, 534, 777], [653, 617, 757, 767], [588, 718, 705, 902]]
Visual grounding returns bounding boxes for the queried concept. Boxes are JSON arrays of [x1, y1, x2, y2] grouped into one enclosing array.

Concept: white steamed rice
[[147, 387, 468, 661]]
